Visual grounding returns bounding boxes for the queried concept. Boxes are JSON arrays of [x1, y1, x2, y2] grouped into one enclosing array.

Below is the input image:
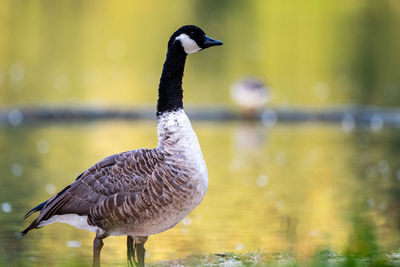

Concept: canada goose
[[22, 25, 222, 267], [230, 77, 270, 114]]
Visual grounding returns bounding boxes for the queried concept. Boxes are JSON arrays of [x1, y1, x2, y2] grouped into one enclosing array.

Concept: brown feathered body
[[24, 109, 208, 237]]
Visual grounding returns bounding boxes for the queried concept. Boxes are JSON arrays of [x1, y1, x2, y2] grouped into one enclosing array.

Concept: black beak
[[203, 35, 223, 48]]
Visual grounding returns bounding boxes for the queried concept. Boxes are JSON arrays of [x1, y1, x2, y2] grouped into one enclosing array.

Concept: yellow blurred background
[[1, 1, 400, 266], [1, 0, 400, 107]]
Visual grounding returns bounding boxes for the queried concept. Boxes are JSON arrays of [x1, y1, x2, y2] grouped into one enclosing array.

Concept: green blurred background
[[1, 0, 400, 266], [2, 0, 400, 107]]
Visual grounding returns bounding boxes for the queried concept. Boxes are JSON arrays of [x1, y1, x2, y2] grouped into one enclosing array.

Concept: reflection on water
[[1, 121, 400, 266]]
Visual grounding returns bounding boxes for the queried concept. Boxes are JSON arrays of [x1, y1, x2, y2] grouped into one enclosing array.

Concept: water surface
[[1, 121, 399, 266]]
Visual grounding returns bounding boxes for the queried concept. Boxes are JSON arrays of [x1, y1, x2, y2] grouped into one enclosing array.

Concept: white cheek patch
[[175, 33, 201, 54]]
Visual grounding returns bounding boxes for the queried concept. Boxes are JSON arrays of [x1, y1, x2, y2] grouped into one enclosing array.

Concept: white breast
[[157, 109, 208, 195]]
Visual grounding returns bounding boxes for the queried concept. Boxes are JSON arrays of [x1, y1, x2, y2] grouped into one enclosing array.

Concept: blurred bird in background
[[230, 77, 270, 118]]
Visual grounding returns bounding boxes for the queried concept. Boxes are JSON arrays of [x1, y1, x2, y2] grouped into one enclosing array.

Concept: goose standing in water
[[22, 25, 222, 267]]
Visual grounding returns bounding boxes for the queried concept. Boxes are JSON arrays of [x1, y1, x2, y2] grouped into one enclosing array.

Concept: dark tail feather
[[21, 217, 42, 235], [22, 201, 48, 236], [21, 223, 34, 235], [22, 186, 72, 236], [23, 201, 48, 220]]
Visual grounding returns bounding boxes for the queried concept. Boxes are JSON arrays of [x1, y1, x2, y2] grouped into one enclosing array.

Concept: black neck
[[156, 42, 187, 116]]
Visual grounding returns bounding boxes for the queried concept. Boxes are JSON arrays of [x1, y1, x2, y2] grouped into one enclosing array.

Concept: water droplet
[[180, 228, 189, 235], [66, 240, 82, 248], [276, 201, 285, 210], [1, 202, 12, 213], [309, 230, 320, 237], [246, 42, 264, 62], [378, 160, 390, 175], [313, 81, 330, 100], [145, 250, 151, 258], [81, 69, 100, 87], [256, 175, 268, 187], [395, 114, 400, 129], [106, 40, 126, 60], [14, 231, 23, 239], [366, 165, 377, 179], [341, 114, 355, 132], [7, 108, 23, 126], [261, 109, 277, 127], [359, 153, 370, 164], [382, 171, 391, 180], [236, 243, 244, 250], [383, 82, 398, 100], [181, 216, 192, 226], [367, 198, 375, 207], [370, 114, 383, 132], [9, 61, 25, 81], [11, 163, 23, 176], [275, 152, 287, 167], [37, 140, 50, 154], [54, 74, 70, 92], [396, 170, 400, 181], [45, 183, 56, 195], [379, 202, 387, 211]]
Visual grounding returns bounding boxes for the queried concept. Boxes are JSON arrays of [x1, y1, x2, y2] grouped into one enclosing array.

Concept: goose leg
[[93, 231, 107, 267], [127, 235, 137, 267], [135, 236, 148, 267]]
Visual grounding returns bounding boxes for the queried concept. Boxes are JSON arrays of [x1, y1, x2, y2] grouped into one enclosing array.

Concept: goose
[[22, 25, 222, 267], [230, 77, 270, 113]]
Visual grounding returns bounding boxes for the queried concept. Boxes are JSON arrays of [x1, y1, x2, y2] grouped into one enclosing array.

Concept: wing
[[23, 148, 171, 234]]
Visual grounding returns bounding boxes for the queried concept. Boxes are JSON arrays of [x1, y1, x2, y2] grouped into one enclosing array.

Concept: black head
[[168, 25, 223, 54]]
